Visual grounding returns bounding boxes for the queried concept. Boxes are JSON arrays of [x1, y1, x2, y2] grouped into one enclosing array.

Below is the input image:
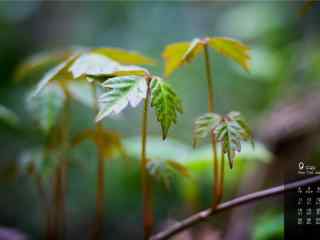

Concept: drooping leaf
[[162, 36, 251, 77], [208, 37, 251, 71], [96, 75, 147, 121], [92, 48, 156, 65], [150, 77, 183, 139], [162, 41, 190, 77], [0, 105, 18, 126], [70, 53, 148, 80], [72, 128, 126, 160], [27, 84, 65, 133], [69, 53, 120, 79], [147, 158, 190, 188], [14, 50, 73, 81], [31, 54, 78, 97], [193, 113, 222, 147]]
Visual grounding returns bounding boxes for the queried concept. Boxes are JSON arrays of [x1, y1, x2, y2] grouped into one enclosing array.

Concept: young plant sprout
[[162, 36, 251, 208], [89, 67, 183, 239], [69, 48, 154, 240]]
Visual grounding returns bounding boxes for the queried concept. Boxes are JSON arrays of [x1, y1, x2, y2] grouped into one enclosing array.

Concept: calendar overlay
[[285, 160, 320, 239]]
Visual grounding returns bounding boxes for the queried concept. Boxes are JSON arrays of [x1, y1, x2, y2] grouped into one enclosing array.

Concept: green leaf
[[0, 105, 18, 126], [92, 47, 156, 65], [27, 84, 65, 132], [150, 77, 183, 139], [208, 37, 251, 71], [96, 75, 147, 121], [193, 113, 222, 147]]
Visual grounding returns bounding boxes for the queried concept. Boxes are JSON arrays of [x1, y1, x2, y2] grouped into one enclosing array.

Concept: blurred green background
[[0, 1, 319, 240]]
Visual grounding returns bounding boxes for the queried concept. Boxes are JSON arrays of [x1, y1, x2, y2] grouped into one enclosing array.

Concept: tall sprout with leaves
[[69, 48, 155, 240], [162, 37, 252, 207], [89, 65, 183, 239]]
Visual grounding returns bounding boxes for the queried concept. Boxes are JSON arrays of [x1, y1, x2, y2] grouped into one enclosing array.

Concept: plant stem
[[91, 84, 105, 240], [141, 80, 153, 240], [203, 44, 221, 208], [34, 173, 53, 240], [54, 91, 71, 240], [150, 175, 320, 240]]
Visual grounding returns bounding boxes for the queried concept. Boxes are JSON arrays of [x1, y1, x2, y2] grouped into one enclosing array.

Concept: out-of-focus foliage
[[0, 104, 18, 126], [18, 148, 58, 179], [72, 127, 126, 160], [27, 84, 65, 133], [253, 213, 284, 240]]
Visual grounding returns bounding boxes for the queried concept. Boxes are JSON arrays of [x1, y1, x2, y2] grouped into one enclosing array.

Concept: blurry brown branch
[[150, 175, 320, 240]]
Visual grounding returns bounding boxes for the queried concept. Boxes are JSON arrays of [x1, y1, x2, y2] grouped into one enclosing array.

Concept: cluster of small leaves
[[163, 37, 250, 77], [150, 77, 183, 139], [91, 74, 183, 140], [147, 158, 190, 188], [193, 111, 253, 169]]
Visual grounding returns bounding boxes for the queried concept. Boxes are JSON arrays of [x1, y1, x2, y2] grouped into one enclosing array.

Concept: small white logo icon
[[299, 161, 304, 170]]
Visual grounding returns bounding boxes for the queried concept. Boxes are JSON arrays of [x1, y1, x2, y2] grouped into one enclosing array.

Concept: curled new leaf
[[193, 113, 221, 148], [150, 77, 183, 140], [208, 37, 251, 71], [92, 48, 156, 65], [96, 75, 147, 121]]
